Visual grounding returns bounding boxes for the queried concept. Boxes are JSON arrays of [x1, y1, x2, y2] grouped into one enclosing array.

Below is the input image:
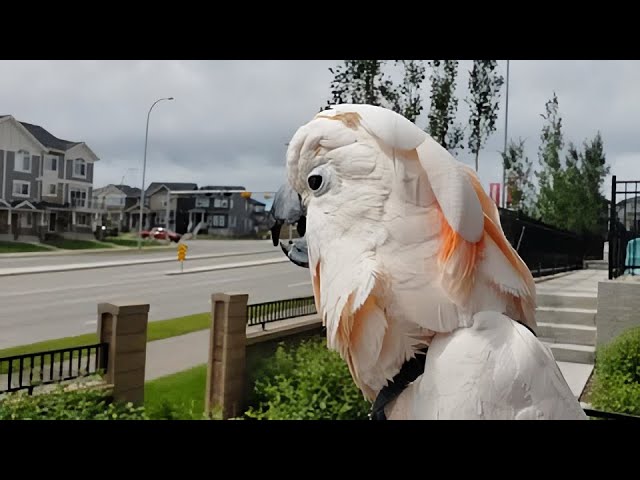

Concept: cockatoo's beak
[[267, 183, 309, 269]]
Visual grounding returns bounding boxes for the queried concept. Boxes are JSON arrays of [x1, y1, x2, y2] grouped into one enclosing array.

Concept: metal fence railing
[[247, 296, 317, 330], [608, 175, 640, 279], [0, 343, 108, 395]]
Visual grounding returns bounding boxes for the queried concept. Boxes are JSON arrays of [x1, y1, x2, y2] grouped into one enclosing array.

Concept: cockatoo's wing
[[388, 311, 587, 420]]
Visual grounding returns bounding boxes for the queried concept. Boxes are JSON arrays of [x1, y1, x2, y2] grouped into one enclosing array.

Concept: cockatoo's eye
[[307, 175, 323, 191]]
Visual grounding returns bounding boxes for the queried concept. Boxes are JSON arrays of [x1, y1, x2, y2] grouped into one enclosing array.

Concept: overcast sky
[[1, 60, 637, 207]]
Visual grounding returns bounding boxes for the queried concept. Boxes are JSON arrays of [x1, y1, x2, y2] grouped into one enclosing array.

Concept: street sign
[[177, 243, 188, 272]]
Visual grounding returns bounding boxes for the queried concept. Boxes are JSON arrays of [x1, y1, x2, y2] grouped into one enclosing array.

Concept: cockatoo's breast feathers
[[319, 104, 428, 152]]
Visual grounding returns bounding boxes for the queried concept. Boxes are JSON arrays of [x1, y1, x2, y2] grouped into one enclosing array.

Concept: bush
[[0, 385, 148, 420], [590, 326, 640, 416], [245, 337, 371, 420]]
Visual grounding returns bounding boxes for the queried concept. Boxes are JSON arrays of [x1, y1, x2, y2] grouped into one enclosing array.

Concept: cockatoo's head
[[268, 104, 535, 399]]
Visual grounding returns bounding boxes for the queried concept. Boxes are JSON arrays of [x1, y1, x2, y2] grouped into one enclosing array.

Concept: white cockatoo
[[268, 104, 587, 420]]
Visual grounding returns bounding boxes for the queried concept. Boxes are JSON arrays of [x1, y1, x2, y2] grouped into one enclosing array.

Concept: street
[[0, 240, 313, 349]]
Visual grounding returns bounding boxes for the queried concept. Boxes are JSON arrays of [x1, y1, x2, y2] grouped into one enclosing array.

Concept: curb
[[0, 245, 175, 258], [0, 250, 279, 277], [164, 257, 289, 275]]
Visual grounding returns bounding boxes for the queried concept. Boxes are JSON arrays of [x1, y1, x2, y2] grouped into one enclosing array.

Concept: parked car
[[140, 227, 182, 243]]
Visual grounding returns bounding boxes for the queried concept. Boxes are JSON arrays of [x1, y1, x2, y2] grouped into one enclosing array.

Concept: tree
[[326, 60, 398, 109], [535, 93, 565, 227], [426, 60, 464, 153], [501, 138, 535, 214], [390, 60, 426, 123], [563, 134, 610, 234], [325, 60, 426, 122], [466, 60, 504, 172]]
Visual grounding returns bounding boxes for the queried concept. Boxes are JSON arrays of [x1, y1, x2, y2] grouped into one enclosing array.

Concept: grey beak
[[267, 183, 309, 269]]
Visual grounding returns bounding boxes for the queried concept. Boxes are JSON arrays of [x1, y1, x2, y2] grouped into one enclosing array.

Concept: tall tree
[[326, 60, 397, 109], [535, 93, 565, 226], [501, 138, 535, 214], [426, 60, 464, 153], [466, 60, 504, 172], [325, 60, 427, 122], [390, 60, 426, 123]]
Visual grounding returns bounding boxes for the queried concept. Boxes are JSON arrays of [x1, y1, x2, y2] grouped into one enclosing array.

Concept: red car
[[140, 227, 182, 242]]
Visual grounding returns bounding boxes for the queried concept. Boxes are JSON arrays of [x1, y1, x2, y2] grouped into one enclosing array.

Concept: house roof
[[146, 182, 198, 196], [117, 185, 142, 197], [199, 185, 246, 191], [19, 122, 80, 151], [249, 198, 266, 206]]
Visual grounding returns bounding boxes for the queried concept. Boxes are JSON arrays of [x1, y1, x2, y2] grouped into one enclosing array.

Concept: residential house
[[125, 182, 197, 233], [616, 196, 640, 233], [93, 184, 141, 232], [185, 186, 270, 237], [0, 115, 101, 241]]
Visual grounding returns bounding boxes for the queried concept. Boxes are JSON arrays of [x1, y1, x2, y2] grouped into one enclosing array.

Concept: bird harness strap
[[369, 321, 538, 420]]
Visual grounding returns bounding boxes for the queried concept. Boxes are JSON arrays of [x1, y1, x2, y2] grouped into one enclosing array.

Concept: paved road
[[0, 239, 276, 269], [0, 245, 312, 350]]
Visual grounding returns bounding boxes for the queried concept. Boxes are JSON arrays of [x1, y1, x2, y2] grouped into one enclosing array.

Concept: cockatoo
[[268, 104, 587, 420]]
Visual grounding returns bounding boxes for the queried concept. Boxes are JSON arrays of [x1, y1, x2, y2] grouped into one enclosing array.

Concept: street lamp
[[137, 97, 174, 249]]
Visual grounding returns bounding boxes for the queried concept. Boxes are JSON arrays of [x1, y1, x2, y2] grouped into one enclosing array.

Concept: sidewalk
[[0, 249, 278, 276]]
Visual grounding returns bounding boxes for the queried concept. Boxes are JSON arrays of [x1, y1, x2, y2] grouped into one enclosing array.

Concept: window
[[70, 188, 87, 207], [76, 213, 89, 226], [213, 198, 229, 208], [74, 158, 86, 177], [20, 212, 33, 227], [195, 197, 210, 208], [15, 150, 31, 172], [12, 181, 30, 197], [209, 214, 227, 228], [45, 156, 58, 171], [45, 183, 57, 196]]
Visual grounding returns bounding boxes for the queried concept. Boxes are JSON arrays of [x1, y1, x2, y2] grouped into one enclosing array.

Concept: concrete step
[[536, 322, 596, 346], [585, 260, 608, 270], [535, 306, 596, 326], [541, 341, 595, 364], [536, 293, 597, 310]]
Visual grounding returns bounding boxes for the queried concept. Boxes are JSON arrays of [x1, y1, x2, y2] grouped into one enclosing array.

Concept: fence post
[[205, 293, 248, 419], [97, 302, 150, 406]]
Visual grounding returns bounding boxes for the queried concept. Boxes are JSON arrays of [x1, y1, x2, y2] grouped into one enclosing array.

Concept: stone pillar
[[205, 293, 248, 419], [97, 302, 150, 406]]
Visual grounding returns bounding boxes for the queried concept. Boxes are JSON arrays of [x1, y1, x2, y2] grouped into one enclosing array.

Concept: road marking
[[288, 281, 311, 288]]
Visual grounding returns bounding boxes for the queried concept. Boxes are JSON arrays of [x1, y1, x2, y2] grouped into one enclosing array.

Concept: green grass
[[104, 237, 166, 248], [43, 239, 114, 250], [0, 312, 211, 374], [0, 241, 53, 253], [144, 364, 209, 419]]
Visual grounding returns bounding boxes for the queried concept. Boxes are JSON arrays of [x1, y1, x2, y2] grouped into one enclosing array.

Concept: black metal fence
[[499, 208, 604, 277], [608, 175, 640, 279], [247, 296, 317, 330], [0, 343, 108, 395]]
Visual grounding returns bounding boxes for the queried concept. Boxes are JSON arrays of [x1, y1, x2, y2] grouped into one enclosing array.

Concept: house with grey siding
[[187, 186, 268, 237], [0, 115, 101, 241]]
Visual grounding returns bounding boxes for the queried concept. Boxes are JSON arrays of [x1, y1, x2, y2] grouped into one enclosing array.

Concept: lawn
[[144, 364, 209, 419], [0, 241, 53, 253], [0, 312, 210, 374], [43, 239, 114, 250]]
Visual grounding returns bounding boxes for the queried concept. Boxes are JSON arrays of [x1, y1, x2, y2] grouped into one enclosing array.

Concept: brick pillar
[[97, 302, 149, 406], [205, 293, 248, 419]]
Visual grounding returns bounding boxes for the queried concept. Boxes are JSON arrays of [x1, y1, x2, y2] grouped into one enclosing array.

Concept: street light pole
[[502, 60, 510, 209], [137, 97, 174, 249]]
